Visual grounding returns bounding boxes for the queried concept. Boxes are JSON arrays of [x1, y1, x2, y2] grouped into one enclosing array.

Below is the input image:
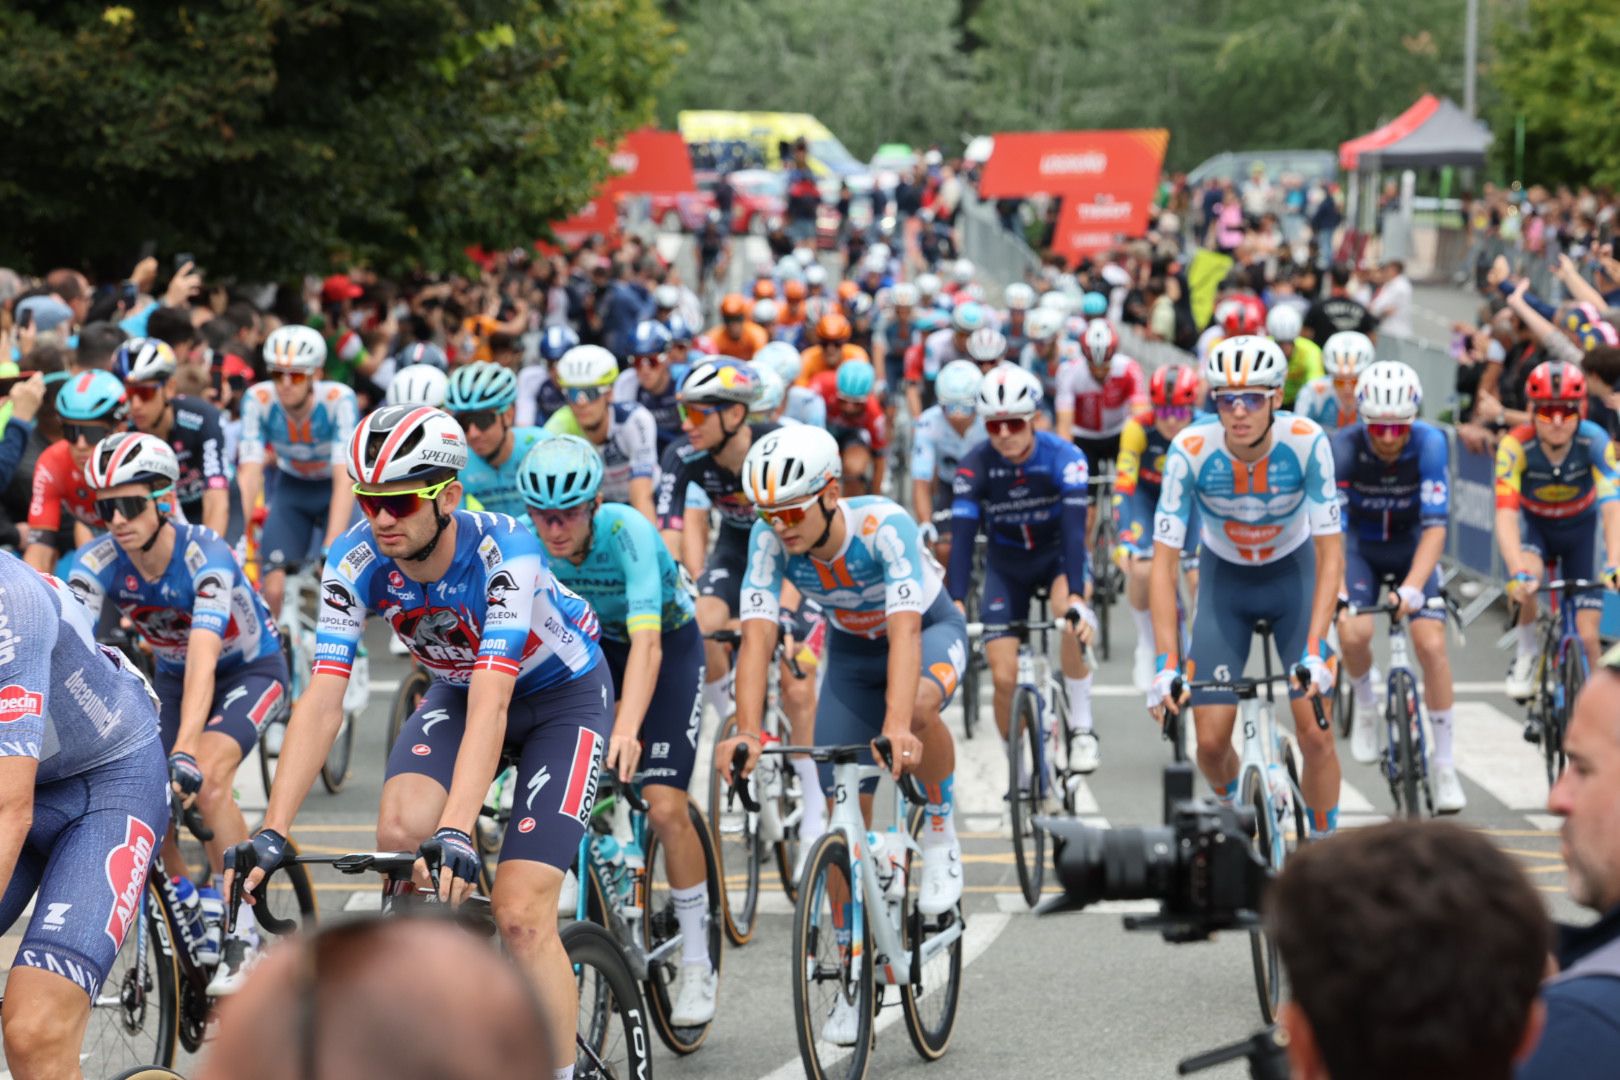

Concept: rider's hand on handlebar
[[1507, 570, 1539, 600], [715, 732, 760, 782], [223, 828, 289, 911], [1394, 585, 1427, 617], [1605, 565, 1620, 591], [416, 827, 479, 907], [167, 750, 204, 807], [1147, 664, 1182, 721], [1296, 653, 1334, 698], [875, 723, 923, 779], [1064, 601, 1097, 645], [606, 723, 643, 783]]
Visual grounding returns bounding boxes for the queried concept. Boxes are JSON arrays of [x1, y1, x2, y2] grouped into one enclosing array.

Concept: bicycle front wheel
[[960, 641, 980, 741], [387, 665, 432, 758], [564, 920, 654, 1080], [792, 831, 872, 1080], [900, 804, 962, 1060], [79, 877, 180, 1072], [1555, 642, 1587, 783], [1008, 687, 1045, 908], [1242, 766, 1282, 1023], [1389, 670, 1423, 819], [708, 715, 761, 946]]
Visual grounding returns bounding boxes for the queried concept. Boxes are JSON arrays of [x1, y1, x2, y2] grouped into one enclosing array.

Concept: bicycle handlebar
[[170, 792, 212, 844], [608, 772, 650, 814], [728, 737, 929, 808], [704, 626, 808, 680], [1170, 666, 1328, 730], [229, 849, 492, 937]]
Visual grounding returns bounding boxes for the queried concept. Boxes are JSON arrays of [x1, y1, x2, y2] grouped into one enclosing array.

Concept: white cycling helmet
[[1004, 282, 1036, 312], [750, 364, 787, 417], [1323, 330, 1377, 379], [861, 251, 888, 275], [1265, 305, 1303, 344], [263, 324, 326, 373], [793, 246, 817, 268], [951, 258, 975, 285], [754, 341, 803, 386], [916, 272, 942, 299], [1025, 307, 1063, 343], [119, 338, 177, 384], [976, 364, 1043, 419], [653, 284, 680, 310], [889, 282, 919, 309], [85, 432, 179, 491], [386, 363, 450, 408], [1038, 290, 1072, 316], [555, 344, 619, 389], [870, 242, 892, 261], [804, 265, 828, 288], [1356, 361, 1422, 422], [966, 328, 1007, 363], [741, 425, 841, 508], [1205, 334, 1288, 391], [775, 256, 803, 282], [935, 360, 983, 410], [753, 298, 779, 326], [347, 405, 468, 486]]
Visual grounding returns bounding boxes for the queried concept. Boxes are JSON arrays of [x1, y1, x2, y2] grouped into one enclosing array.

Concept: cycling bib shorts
[[599, 620, 705, 791], [154, 650, 290, 758]]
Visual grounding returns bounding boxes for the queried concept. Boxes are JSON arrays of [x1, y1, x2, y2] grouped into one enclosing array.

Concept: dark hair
[[201, 318, 238, 352], [1330, 263, 1353, 288], [23, 342, 71, 375], [75, 321, 127, 371], [1268, 821, 1549, 1080], [44, 268, 85, 302], [225, 300, 261, 334], [1584, 344, 1620, 389], [146, 306, 198, 348]]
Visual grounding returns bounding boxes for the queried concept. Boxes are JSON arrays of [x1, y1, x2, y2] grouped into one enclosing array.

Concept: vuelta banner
[[977, 129, 1170, 259], [552, 128, 696, 238]]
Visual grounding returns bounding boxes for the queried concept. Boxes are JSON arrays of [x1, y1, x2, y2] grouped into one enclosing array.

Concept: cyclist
[[911, 360, 986, 567], [237, 325, 361, 618], [70, 433, 288, 991], [1332, 362, 1464, 812], [872, 281, 921, 404], [1294, 330, 1374, 430], [776, 278, 809, 347], [120, 337, 230, 535], [1018, 307, 1077, 407], [1080, 291, 1109, 320], [384, 362, 450, 408], [1497, 360, 1620, 697], [518, 435, 716, 1025], [718, 427, 969, 1025], [528, 324, 578, 426], [25, 370, 130, 573], [1114, 363, 1202, 692], [1001, 282, 1035, 357], [444, 361, 546, 527], [948, 366, 1100, 771], [755, 340, 827, 428], [796, 311, 866, 386], [227, 405, 612, 1080], [1195, 295, 1265, 363], [1267, 305, 1325, 408], [1055, 318, 1150, 474], [701, 293, 769, 360], [0, 554, 169, 1080], [614, 319, 689, 454], [544, 345, 659, 523], [818, 357, 889, 497], [1148, 335, 1345, 838]]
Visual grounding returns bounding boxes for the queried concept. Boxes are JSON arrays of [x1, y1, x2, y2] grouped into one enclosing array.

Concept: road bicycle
[[237, 848, 653, 1080], [706, 627, 811, 944], [386, 654, 432, 762], [1170, 620, 1325, 1024], [958, 534, 988, 740], [1087, 465, 1121, 661], [1516, 578, 1606, 786], [732, 737, 964, 1080], [263, 561, 365, 795]]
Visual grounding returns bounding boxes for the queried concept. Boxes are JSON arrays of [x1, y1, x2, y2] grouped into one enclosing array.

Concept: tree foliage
[[0, 0, 676, 279], [1492, 0, 1620, 186]]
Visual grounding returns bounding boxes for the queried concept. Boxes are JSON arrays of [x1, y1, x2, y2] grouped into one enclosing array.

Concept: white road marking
[[1452, 701, 1550, 810]]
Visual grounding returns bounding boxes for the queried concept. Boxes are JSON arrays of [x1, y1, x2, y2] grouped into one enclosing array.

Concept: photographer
[[1270, 821, 1548, 1080]]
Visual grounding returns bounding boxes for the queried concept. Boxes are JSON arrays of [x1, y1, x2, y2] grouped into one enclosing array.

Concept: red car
[[648, 170, 786, 235]]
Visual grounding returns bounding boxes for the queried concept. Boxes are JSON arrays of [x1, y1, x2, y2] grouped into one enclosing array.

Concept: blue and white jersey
[[317, 511, 601, 695], [1293, 377, 1356, 432], [0, 554, 159, 784], [784, 385, 827, 428], [548, 503, 695, 642], [238, 380, 361, 480], [461, 426, 548, 529], [544, 405, 659, 507], [614, 364, 689, 453], [911, 406, 987, 486], [946, 430, 1090, 597], [1155, 412, 1341, 566], [68, 524, 281, 676], [740, 496, 939, 639], [1331, 420, 1450, 544]]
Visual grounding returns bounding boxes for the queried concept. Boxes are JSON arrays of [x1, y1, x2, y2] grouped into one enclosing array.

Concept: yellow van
[[677, 111, 870, 188]]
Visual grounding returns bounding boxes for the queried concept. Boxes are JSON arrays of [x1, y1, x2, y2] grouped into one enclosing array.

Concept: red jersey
[[813, 372, 889, 450], [29, 440, 101, 533]]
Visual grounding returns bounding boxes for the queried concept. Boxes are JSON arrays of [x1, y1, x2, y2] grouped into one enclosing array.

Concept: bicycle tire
[[1281, 739, 1307, 851], [792, 831, 873, 1080], [1052, 677, 1075, 813], [900, 804, 962, 1060], [321, 712, 355, 794], [257, 719, 278, 796], [1556, 641, 1586, 783], [76, 877, 181, 1071], [770, 714, 803, 903], [562, 920, 655, 1080], [107, 1071, 186, 1079], [1008, 687, 1045, 908], [707, 715, 761, 946], [1242, 767, 1281, 1024], [641, 797, 724, 1054], [386, 665, 432, 757], [1389, 670, 1423, 819], [960, 645, 980, 741], [1333, 658, 1353, 739], [1537, 646, 1559, 789]]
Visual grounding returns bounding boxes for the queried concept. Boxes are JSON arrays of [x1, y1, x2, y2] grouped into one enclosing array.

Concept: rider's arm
[[322, 390, 361, 550], [627, 407, 660, 525], [910, 415, 937, 524], [173, 627, 223, 759], [1406, 425, 1451, 591], [236, 461, 264, 540], [944, 460, 983, 601], [681, 508, 708, 580], [440, 668, 516, 834], [1149, 440, 1197, 661], [1054, 363, 1075, 442], [1058, 447, 1092, 596], [0, 758, 37, 901], [1592, 427, 1620, 573], [1303, 431, 1346, 649], [25, 448, 64, 571], [324, 473, 356, 552], [655, 443, 690, 562], [1494, 430, 1529, 575], [200, 488, 229, 537], [237, 389, 267, 524], [882, 609, 923, 734], [613, 516, 667, 738], [260, 673, 351, 836], [196, 405, 231, 536], [735, 520, 787, 737]]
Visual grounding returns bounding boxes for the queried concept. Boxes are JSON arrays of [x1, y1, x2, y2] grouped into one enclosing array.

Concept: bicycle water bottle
[[196, 884, 225, 965], [611, 799, 643, 871], [867, 832, 894, 894], [1265, 762, 1293, 830], [170, 876, 209, 963]]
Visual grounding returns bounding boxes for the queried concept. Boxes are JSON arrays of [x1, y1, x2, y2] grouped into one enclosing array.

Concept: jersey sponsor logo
[[337, 543, 375, 582], [873, 523, 914, 580], [1291, 419, 1316, 436], [526, 765, 552, 810], [42, 902, 72, 931], [412, 743, 432, 756], [322, 581, 357, 615], [1530, 483, 1581, 503], [184, 540, 208, 577], [1420, 479, 1447, 507], [929, 661, 959, 699], [389, 570, 406, 590], [125, 575, 139, 593], [516, 817, 536, 834], [0, 684, 44, 725], [79, 540, 114, 574], [1062, 459, 1088, 487], [103, 815, 156, 950], [486, 570, 520, 608], [559, 727, 604, 825], [195, 570, 229, 602], [1222, 521, 1284, 546], [478, 535, 502, 573], [1181, 435, 1205, 457]]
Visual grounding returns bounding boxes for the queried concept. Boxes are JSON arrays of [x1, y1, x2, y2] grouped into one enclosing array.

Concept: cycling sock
[[1065, 675, 1093, 733], [921, 776, 957, 847], [670, 883, 710, 966], [1215, 777, 1238, 806], [1430, 708, 1455, 767], [792, 758, 827, 840], [1306, 805, 1339, 839], [554, 1066, 575, 1080], [701, 675, 734, 720], [1515, 625, 1538, 660], [1131, 606, 1153, 648], [1352, 670, 1375, 705]]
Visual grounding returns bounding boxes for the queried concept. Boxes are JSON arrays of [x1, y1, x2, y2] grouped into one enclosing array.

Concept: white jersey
[[920, 328, 964, 381], [1053, 354, 1148, 438], [910, 406, 987, 486]]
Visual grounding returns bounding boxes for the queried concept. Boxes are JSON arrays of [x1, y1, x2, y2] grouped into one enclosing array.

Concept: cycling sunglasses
[[64, 422, 112, 445], [1534, 403, 1581, 424], [985, 417, 1028, 437], [352, 477, 454, 520], [530, 504, 592, 529], [452, 409, 499, 432], [565, 386, 610, 406], [835, 395, 867, 410], [943, 404, 976, 420], [632, 354, 665, 369], [126, 382, 164, 403], [1366, 422, 1412, 439], [272, 371, 310, 386], [95, 489, 166, 523], [1155, 405, 1193, 423], [756, 492, 826, 528], [1212, 390, 1270, 414], [679, 402, 722, 424]]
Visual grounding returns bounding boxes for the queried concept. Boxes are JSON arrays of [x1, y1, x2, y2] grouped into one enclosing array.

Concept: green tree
[[0, 0, 675, 279], [1493, 0, 1620, 185]]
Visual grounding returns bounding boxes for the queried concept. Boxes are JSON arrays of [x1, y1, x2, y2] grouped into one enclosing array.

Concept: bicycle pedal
[[1523, 724, 1542, 745]]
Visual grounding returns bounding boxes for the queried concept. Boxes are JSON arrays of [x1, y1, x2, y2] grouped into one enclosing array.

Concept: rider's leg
[[1516, 549, 1546, 658], [1274, 542, 1341, 836], [695, 593, 735, 720], [1289, 693, 1342, 835], [260, 566, 287, 620], [194, 730, 248, 875], [491, 861, 576, 1074], [1052, 573, 1092, 736], [1577, 608, 1604, 672], [377, 773, 450, 890], [1411, 618, 1456, 763], [985, 636, 1019, 743], [1338, 613, 1376, 685], [780, 653, 826, 842], [1192, 704, 1241, 799], [1127, 556, 1153, 648], [1, 969, 92, 1080], [644, 784, 709, 958]]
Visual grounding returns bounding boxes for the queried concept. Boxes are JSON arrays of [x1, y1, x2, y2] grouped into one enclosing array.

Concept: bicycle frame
[[1543, 583, 1590, 718]]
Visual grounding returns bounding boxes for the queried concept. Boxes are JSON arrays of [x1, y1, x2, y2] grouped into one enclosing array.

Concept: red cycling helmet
[[1525, 360, 1588, 406], [1221, 296, 1265, 337], [1150, 363, 1200, 407]]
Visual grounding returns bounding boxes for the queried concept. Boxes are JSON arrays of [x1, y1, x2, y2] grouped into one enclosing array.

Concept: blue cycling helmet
[[952, 302, 987, 334], [630, 320, 673, 359], [834, 358, 877, 400], [518, 434, 603, 510], [540, 325, 580, 364], [936, 359, 984, 410], [58, 370, 130, 424], [665, 314, 694, 345], [1081, 291, 1108, 317], [445, 362, 519, 412]]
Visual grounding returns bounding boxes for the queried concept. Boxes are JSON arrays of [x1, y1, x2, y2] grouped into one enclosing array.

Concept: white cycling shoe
[[1350, 704, 1379, 765], [1433, 766, 1467, 814], [1505, 654, 1536, 701], [821, 994, 862, 1046], [668, 962, 718, 1027], [916, 841, 963, 915], [207, 937, 263, 997], [1071, 731, 1100, 774]]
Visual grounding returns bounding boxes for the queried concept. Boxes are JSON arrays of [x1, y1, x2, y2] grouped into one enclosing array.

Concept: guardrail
[[958, 189, 1040, 293]]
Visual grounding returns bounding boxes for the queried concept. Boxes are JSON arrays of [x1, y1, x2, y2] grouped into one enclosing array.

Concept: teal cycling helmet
[[58, 370, 130, 424], [935, 360, 983, 410], [834, 358, 877, 400], [1081, 291, 1108, 317], [518, 434, 602, 510], [445, 361, 519, 412]]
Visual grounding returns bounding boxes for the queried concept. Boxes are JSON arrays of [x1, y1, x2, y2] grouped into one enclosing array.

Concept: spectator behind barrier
[[1269, 820, 1549, 1080]]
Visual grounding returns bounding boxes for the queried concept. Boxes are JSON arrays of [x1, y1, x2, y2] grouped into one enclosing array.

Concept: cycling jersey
[[1115, 416, 1204, 557], [613, 363, 689, 452], [1331, 421, 1450, 543], [239, 380, 361, 480], [909, 329, 964, 385], [873, 313, 919, 386], [546, 503, 695, 642], [1156, 412, 1341, 565], [797, 343, 870, 386], [1282, 338, 1325, 407], [946, 431, 1090, 600], [740, 495, 940, 639], [316, 510, 601, 696], [543, 404, 658, 505], [655, 423, 779, 539], [1019, 339, 1081, 409], [783, 385, 827, 427], [1054, 354, 1149, 437], [460, 426, 547, 526], [1293, 378, 1356, 430], [1495, 420, 1620, 520], [911, 406, 987, 485], [812, 376, 889, 451], [68, 523, 281, 675], [28, 440, 101, 533], [700, 322, 769, 360], [151, 395, 230, 518]]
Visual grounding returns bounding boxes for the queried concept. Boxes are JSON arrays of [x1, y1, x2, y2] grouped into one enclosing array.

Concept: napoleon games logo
[[0, 684, 44, 725], [486, 570, 519, 609], [103, 816, 156, 949]]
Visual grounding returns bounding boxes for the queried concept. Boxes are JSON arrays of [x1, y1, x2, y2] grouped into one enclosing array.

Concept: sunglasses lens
[[1536, 405, 1579, 422], [96, 495, 148, 521], [358, 492, 420, 518], [273, 371, 308, 385], [1215, 392, 1265, 413], [679, 403, 713, 423], [455, 410, 497, 431], [987, 418, 1027, 436], [1369, 423, 1410, 438], [536, 505, 590, 528], [566, 387, 607, 405], [1158, 406, 1192, 422], [66, 424, 109, 444], [759, 505, 809, 527], [128, 383, 162, 402]]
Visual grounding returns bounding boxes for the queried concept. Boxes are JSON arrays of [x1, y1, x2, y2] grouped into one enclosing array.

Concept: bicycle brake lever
[[1293, 665, 1329, 730], [729, 743, 761, 813]]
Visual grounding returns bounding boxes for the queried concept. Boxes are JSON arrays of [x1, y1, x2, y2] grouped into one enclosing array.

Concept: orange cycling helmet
[[836, 280, 860, 303], [816, 312, 852, 344], [1525, 360, 1587, 404], [754, 279, 777, 300], [784, 279, 807, 302], [720, 293, 749, 319], [1150, 363, 1200, 407]]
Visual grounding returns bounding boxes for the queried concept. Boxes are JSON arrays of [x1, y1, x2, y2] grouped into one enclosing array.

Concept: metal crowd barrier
[[959, 189, 1041, 293]]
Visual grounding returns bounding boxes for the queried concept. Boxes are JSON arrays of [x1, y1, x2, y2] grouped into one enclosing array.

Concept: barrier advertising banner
[[553, 128, 696, 239]]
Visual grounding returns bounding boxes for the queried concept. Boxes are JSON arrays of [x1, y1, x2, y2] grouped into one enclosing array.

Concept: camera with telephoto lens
[[1038, 762, 1271, 942]]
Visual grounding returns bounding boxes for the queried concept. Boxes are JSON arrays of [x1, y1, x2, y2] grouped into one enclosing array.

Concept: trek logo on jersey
[[103, 816, 156, 949], [337, 542, 375, 583], [0, 685, 44, 725]]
